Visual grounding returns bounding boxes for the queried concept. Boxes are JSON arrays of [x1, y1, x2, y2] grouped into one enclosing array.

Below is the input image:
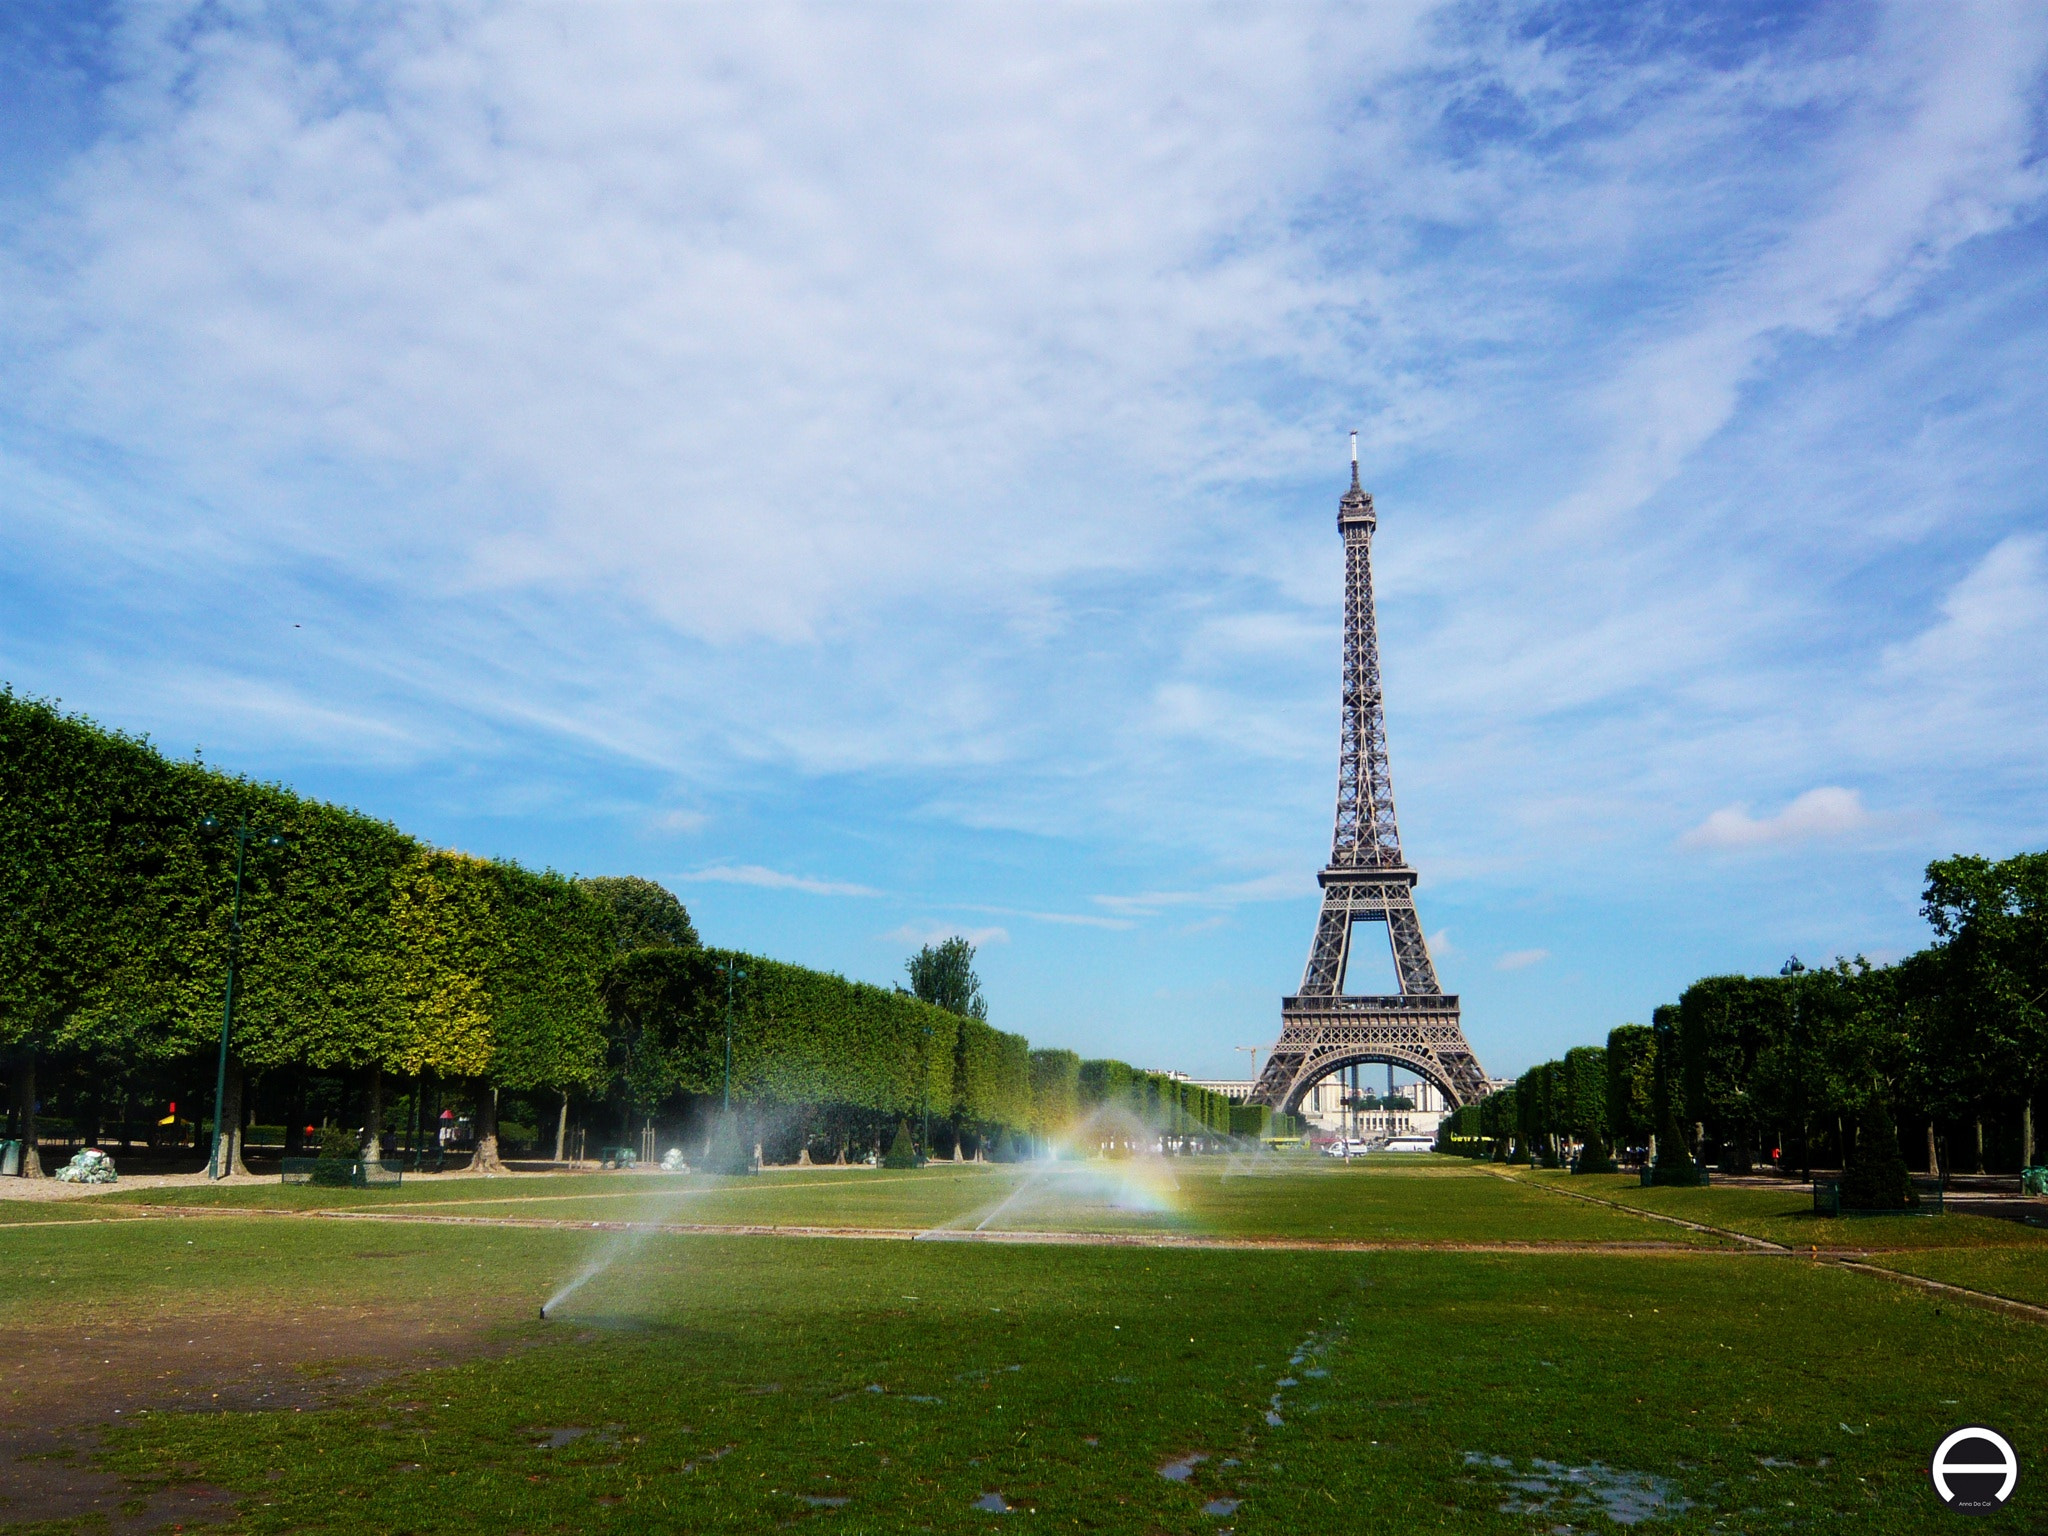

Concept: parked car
[[1321, 1137, 1370, 1158]]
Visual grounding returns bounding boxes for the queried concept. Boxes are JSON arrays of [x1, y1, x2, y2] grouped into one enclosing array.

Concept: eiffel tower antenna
[[1251, 447, 1488, 1113]]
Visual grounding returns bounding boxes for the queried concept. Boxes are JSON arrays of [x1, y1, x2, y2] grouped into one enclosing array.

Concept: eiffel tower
[[1251, 440, 1488, 1114]]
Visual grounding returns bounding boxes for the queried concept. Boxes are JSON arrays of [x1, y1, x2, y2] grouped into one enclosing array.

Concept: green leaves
[[904, 936, 987, 1021], [578, 875, 700, 953], [0, 692, 612, 1093]]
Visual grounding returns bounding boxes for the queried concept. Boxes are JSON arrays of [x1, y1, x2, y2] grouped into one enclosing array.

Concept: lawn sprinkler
[[539, 1303, 548, 1320]]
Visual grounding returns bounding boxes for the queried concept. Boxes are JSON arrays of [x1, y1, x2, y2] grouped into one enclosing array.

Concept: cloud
[[1882, 533, 2048, 685], [1092, 871, 1300, 919], [2, 6, 2046, 1078], [649, 808, 708, 834], [956, 905, 1136, 932], [682, 865, 882, 898], [1680, 787, 1874, 851], [883, 923, 1009, 949], [1495, 949, 1549, 972]]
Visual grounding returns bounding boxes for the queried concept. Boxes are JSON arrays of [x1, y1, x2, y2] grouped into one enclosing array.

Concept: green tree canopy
[[905, 936, 987, 1021], [578, 876, 700, 953]]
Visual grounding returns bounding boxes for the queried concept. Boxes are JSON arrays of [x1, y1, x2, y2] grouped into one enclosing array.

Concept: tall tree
[[578, 876, 700, 953], [1921, 851, 2048, 1167], [1604, 1024, 1657, 1153], [905, 937, 987, 1021]]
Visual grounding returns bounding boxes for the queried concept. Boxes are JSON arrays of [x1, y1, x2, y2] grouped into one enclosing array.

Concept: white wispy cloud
[[1681, 788, 1875, 852], [1091, 871, 1300, 919], [1, 5, 2045, 1079], [1496, 949, 1549, 972], [883, 923, 1010, 950], [683, 866, 882, 898]]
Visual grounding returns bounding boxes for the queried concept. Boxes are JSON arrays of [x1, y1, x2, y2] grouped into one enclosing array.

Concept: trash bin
[[1, 1139, 20, 1177]]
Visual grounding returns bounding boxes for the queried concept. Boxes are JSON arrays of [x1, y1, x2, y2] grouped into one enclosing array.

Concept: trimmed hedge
[[1, 689, 1243, 1153]]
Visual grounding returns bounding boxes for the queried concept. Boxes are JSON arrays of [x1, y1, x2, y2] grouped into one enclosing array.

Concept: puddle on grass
[[1464, 1453, 1694, 1526], [1756, 1455, 1830, 1470], [531, 1426, 621, 1450], [1203, 1497, 1240, 1516], [1159, 1453, 1208, 1482], [680, 1444, 736, 1473], [972, 1491, 1012, 1513], [801, 1495, 852, 1508]]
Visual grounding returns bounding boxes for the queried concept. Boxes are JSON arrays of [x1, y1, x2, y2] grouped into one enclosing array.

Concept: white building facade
[[1186, 1071, 1450, 1144]]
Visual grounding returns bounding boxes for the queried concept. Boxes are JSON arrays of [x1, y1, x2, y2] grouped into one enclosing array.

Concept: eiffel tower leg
[[1300, 896, 1353, 996], [1384, 898, 1441, 996]]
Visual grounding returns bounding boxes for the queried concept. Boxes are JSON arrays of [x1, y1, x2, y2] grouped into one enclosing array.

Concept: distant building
[[1189, 1073, 1449, 1143]]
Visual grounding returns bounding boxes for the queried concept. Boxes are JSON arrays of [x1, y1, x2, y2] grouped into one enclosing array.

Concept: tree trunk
[[472, 1084, 506, 1173], [2024, 1101, 2035, 1170], [1724, 1123, 1752, 1176], [11, 1048, 41, 1178], [1974, 1117, 1985, 1175], [284, 1070, 307, 1156], [221, 1061, 251, 1177], [1927, 1121, 1940, 1178], [360, 1066, 384, 1165], [554, 1091, 570, 1164]]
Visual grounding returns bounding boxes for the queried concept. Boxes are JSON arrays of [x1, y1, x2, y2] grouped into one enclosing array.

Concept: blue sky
[[2, 3, 2045, 1081]]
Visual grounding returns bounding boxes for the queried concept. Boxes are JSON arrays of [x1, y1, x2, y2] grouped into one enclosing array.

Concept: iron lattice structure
[[1251, 453, 1489, 1114]]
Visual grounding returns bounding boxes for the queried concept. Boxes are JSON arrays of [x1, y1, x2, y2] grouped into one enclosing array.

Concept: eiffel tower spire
[[1252, 447, 1488, 1113]]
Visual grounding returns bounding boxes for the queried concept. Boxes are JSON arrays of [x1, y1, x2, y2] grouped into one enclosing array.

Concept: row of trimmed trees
[[1437, 850, 2047, 1191], [0, 691, 1233, 1175]]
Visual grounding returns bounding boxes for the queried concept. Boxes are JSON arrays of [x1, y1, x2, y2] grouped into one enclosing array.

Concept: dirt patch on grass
[[131, 1202, 1736, 1253], [0, 1291, 518, 1530]]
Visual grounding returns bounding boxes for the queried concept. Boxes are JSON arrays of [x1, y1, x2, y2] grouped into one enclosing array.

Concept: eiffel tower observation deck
[[1251, 440, 1489, 1114]]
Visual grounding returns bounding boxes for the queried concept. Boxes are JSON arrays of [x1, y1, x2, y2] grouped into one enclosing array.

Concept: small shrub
[[1839, 1098, 1916, 1211], [1572, 1135, 1618, 1175], [883, 1120, 920, 1169], [318, 1126, 357, 1159]]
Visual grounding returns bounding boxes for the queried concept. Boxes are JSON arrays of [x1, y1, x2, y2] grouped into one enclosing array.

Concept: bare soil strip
[[0, 1291, 520, 1530], [1486, 1168, 1791, 1251], [123, 1202, 1734, 1254], [377, 1175, 887, 1209], [1492, 1168, 2048, 1328], [1835, 1260, 2048, 1325]]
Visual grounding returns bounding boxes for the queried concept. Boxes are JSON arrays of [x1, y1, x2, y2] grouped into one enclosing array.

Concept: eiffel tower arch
[[1251, 441, 1489, 1117]]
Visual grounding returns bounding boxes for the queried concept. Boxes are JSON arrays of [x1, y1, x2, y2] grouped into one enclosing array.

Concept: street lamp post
[[722, 956, 745, 1112], [199, 817, 288, 1181]]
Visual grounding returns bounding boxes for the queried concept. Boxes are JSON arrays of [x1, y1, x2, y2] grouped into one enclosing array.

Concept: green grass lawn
[[1857, 1246, 2048, 1310], [1512, 1167, 2048, 1252], [6, 1156, 2044, 1533], [90, 1156, 1723, 1245]]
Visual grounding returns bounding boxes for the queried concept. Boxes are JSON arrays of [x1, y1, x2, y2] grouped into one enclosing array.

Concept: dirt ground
[[0, 1280, 513, 1532]]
